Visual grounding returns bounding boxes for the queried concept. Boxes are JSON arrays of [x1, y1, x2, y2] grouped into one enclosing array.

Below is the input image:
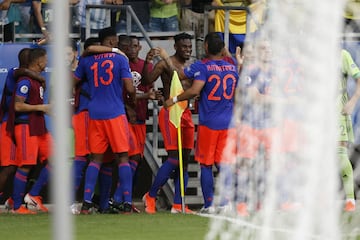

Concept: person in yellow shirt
[[344, 0, 360, 34], [212, 0, 267, 53]]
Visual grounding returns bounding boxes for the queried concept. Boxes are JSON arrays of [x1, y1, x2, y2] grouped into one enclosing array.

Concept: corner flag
[[169, 70, 187, 213], [169, 71, 188, 128]]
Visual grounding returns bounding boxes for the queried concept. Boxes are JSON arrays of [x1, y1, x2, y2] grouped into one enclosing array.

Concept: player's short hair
[[205, 32, 225, 55], [18, 48, 31, 67], [118, 34, 131, 51], [84, 37, 99, 50], [98, 27, 117, 44], [29, 47, 47, 63], [174, 32, 193, 43], [118, 34, 131, 44], [129, 35, 139, 41]]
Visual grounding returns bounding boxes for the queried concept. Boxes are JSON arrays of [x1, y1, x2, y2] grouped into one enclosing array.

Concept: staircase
[[143, 101, 205, 208]]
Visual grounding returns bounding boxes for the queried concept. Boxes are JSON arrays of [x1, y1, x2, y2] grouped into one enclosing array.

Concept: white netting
[[204, 1, 347, 239]]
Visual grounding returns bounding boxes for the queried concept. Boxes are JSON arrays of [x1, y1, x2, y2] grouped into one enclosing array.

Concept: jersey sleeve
[[16, 79, 31, 99], [184, 60, 204, 80], [74, 57, 86, 81], [119, 56, 133, 80], [342, 49, 360, 79]]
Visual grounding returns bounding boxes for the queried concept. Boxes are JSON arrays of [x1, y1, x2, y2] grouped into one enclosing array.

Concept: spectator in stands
[[77, 0, 123, 41], [0, 0, 26, 41], [116, 0, 151, 33], [0, 0, 23, 9], [179, 0, 213, 58], [69, 0, 80, 35], [344, 0, 360, 39], [0, 0, 49, 41], [212, 0, 267, 53], [29, 0, 50, 39], [149, 0, 179, 32]]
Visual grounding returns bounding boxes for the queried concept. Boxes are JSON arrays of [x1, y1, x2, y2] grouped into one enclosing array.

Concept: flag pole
[[177, 126, 185, 213], [169, 70, 187, 214]]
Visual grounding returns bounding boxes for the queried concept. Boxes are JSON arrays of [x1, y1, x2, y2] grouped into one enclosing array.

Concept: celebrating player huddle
[[0, 26, 356, 216]]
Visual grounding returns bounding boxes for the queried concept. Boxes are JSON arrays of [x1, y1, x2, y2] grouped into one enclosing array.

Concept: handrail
[[150, 100, 160, 160], [144, 138, 174, 204], [85, 4, 154, 48]]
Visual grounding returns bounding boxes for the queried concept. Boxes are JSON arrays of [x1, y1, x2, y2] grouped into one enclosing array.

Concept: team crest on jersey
[[131, 71, 142, 89], [246, 76, 252, 85], [40, 86, 44, 99], [20, 85, 28, 94], [351, 63, 356, 69]]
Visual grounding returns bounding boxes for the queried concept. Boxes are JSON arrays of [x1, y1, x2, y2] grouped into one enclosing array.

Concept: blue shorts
[[149, 15, 179, 32]]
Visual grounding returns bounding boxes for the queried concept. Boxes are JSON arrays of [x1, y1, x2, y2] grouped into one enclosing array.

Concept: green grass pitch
[[1, 211, 360, 240], [0, 212, 210, 240]]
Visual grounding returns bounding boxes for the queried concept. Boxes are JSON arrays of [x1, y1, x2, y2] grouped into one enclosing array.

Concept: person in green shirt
[[339, 49, 360, 212], [149, 0, 179, 32]]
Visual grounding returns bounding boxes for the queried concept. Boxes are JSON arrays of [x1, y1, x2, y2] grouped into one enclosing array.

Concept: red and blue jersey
[[0, 68, 17, 121], [241, 58, 303, 129], [15, 77, 35, 121], [74, 77, 91, 114], [241, 67, 274, 129], [185, 59, 238, 130], [77, 79, 90, 113], [74, 56, 91, 114], [74, 53, 132, 120], [129, 58, 153, 122]]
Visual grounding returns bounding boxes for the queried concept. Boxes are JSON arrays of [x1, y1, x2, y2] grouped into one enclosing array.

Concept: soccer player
[[74, 27, 135, 214], [0, 48, 46, 209], [110, 35, 161, 213], [164, 32, 239, 213], [6, 47, 51, 214], [234, 38, 304, 215], [69, 38, 91, 211], [142, 32, 195, 214], [125, 36, 160, 172], [339, 49, 360, 212], [74, 37, 131, 214]]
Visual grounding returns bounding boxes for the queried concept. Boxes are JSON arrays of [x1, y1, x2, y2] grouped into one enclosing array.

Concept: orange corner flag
[[169, 71, 187, 128]]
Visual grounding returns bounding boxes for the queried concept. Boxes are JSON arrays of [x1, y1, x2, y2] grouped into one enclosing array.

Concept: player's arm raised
[[82, 45, 127, 58], [164, 80, 205, 108], [13, 68, 46, 89], [142, 48, 170, 85]]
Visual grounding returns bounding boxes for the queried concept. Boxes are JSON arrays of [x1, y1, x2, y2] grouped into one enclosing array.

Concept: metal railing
[[204, 5, 260, 47], [85, 4, 154, 48]]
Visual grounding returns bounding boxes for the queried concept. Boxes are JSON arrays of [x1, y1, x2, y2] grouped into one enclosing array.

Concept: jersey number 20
[[208, 73, 236, 101]]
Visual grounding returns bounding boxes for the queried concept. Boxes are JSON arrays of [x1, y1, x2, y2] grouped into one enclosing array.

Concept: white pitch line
[[197, 213, 336, 240]]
